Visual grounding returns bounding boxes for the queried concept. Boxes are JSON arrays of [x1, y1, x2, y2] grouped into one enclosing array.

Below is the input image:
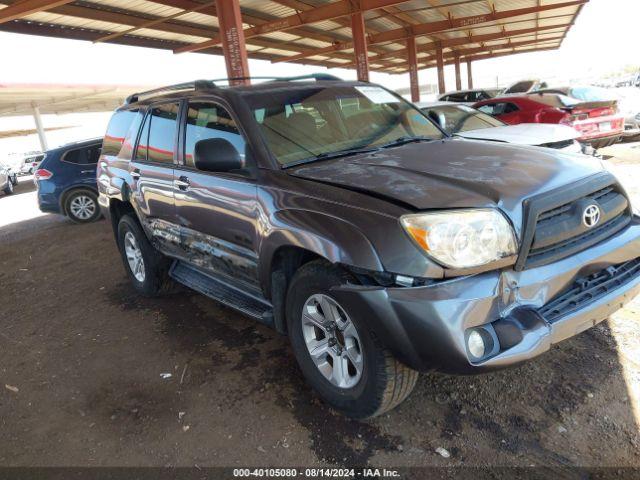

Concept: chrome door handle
[[174, 176, 190, 190]]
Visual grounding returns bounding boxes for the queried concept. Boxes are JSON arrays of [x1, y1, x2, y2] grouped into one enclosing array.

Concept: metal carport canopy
[[0, 82, 147, 149], [0, 0, 587, 101]]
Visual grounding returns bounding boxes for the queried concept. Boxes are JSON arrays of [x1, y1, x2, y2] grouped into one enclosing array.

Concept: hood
[[290, 138, 605, 234], [457, 123, 580, 146]]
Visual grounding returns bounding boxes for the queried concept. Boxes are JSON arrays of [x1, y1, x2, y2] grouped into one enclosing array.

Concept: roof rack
[[208, 73, 343, 84], [124, 73, 342, 104], [125, 79, 216, 104]]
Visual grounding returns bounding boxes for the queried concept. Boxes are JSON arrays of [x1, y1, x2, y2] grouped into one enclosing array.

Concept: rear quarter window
[[103, 109, 143, 158]]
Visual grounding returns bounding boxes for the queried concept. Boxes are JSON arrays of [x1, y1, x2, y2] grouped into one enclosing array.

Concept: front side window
[[146, 103, 179, 164], [184, 102, 246, 168], [242, 85, 443, 166]]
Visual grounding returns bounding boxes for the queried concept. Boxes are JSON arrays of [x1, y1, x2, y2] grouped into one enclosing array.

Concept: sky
[[0, 0, 637, 160]]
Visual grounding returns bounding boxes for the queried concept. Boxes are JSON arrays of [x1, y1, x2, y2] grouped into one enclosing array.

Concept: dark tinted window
[[103, 109, 140, 157], [147, 103, 179, 164], [477, 102, 518, 116], [63, 144, 101, 164], [443, 93, 466, 102], [503, 103, 519, 114], [184, 102, 246, 168]]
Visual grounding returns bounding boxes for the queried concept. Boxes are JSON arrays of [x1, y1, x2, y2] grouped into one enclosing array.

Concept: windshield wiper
[[378, 136, 433, 149], [282, 146, 380, 169]]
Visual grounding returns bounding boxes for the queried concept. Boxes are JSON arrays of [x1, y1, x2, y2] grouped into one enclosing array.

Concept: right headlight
[[400, 209, 518, 269]]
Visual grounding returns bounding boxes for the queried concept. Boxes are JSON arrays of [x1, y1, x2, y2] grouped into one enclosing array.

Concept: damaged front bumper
[[331, 219, 640, 374]]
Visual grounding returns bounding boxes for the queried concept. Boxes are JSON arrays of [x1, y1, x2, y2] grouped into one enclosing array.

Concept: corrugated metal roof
[[0, 0, 586, 74]]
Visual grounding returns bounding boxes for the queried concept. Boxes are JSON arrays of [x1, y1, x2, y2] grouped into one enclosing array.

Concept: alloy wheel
[[69, 195, 96, 220], [301, 293, 364, 389], [124, 231, 145, 282]]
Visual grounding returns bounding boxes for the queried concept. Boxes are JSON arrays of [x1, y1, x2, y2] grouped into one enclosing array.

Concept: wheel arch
[[260, 209, 384, 334], [59, 185, 99, 216]]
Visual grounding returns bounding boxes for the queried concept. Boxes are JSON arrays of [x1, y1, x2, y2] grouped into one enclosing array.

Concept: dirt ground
[[1, 146, 640, 474]]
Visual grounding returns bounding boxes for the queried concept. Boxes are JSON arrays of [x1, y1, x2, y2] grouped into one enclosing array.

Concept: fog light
[[467, 330, 486, 359]]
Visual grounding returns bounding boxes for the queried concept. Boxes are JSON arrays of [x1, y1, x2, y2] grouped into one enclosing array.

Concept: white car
[[418, 102, 585, 154], [19, 153, 45, 175]]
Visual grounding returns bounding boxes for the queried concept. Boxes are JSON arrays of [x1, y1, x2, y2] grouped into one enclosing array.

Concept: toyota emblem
[[583, 204, 601, 228]]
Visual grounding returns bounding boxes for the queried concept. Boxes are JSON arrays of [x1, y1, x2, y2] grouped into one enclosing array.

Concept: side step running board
[[169, 261, 274, 326]]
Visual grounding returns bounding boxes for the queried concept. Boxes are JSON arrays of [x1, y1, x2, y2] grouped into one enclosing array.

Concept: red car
[[473, 93, 624, 148]]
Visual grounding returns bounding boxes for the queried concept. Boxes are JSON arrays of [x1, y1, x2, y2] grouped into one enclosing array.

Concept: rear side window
[[503, 103, 519, 114], [147, 103, 179, 164], [184, 102, 246, 168], [63, 145, 101, 164], [103, 109, 140, 157]]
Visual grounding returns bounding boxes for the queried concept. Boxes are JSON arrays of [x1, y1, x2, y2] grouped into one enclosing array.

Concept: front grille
[[516, 174, 632, 270], [539, 139, 575, 150], [538, 258, 640, 322]]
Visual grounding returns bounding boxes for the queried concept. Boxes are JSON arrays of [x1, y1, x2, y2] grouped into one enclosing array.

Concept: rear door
[[61, 143, 101, 188], [173, 99, 260, 290], [130, 101, 182, 255]]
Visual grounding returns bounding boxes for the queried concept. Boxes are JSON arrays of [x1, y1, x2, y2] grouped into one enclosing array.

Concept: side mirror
[[194, 138, 244, 173]]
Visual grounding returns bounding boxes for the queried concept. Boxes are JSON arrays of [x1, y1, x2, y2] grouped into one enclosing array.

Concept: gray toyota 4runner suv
[[98, 75, 640, 418]]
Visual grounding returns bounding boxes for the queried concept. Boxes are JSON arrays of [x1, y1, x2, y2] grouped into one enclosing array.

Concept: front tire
[[65, 189, 101, 223], [116, 214, 173, 297], [286, 260, 418, 419]]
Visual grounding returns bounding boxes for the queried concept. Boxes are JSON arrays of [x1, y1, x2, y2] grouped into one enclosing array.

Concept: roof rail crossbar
[[124, 73, 342, 104], [207, 73, 343, 84], [125, 79, 216, 104]]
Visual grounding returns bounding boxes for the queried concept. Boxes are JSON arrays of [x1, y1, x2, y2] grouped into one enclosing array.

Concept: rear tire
[[65, 189, 101, 223], [117, 214, 173, 297], [3, 180, 13, 195], [286, 260, 418, 419]]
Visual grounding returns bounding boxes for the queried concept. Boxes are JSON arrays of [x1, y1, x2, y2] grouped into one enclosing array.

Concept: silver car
[[0, 162, 17, 195]]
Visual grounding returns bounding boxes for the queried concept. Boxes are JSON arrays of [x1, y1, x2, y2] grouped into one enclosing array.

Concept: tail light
[[563, 113, 589, 123], [559, 114, 597, 137], [34, 169, 53, 181]]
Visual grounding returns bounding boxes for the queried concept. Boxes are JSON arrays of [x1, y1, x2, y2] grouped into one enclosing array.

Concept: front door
[[130, 101, 182, 256], [174, 100, 260, 290]]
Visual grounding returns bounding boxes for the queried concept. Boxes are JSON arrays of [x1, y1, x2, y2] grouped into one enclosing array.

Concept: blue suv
[[35, 138, 103, 223]]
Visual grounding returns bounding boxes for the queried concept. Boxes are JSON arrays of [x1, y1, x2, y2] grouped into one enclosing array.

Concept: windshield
[[243, 84, 444, 166], [422, 105, 504, 134]]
